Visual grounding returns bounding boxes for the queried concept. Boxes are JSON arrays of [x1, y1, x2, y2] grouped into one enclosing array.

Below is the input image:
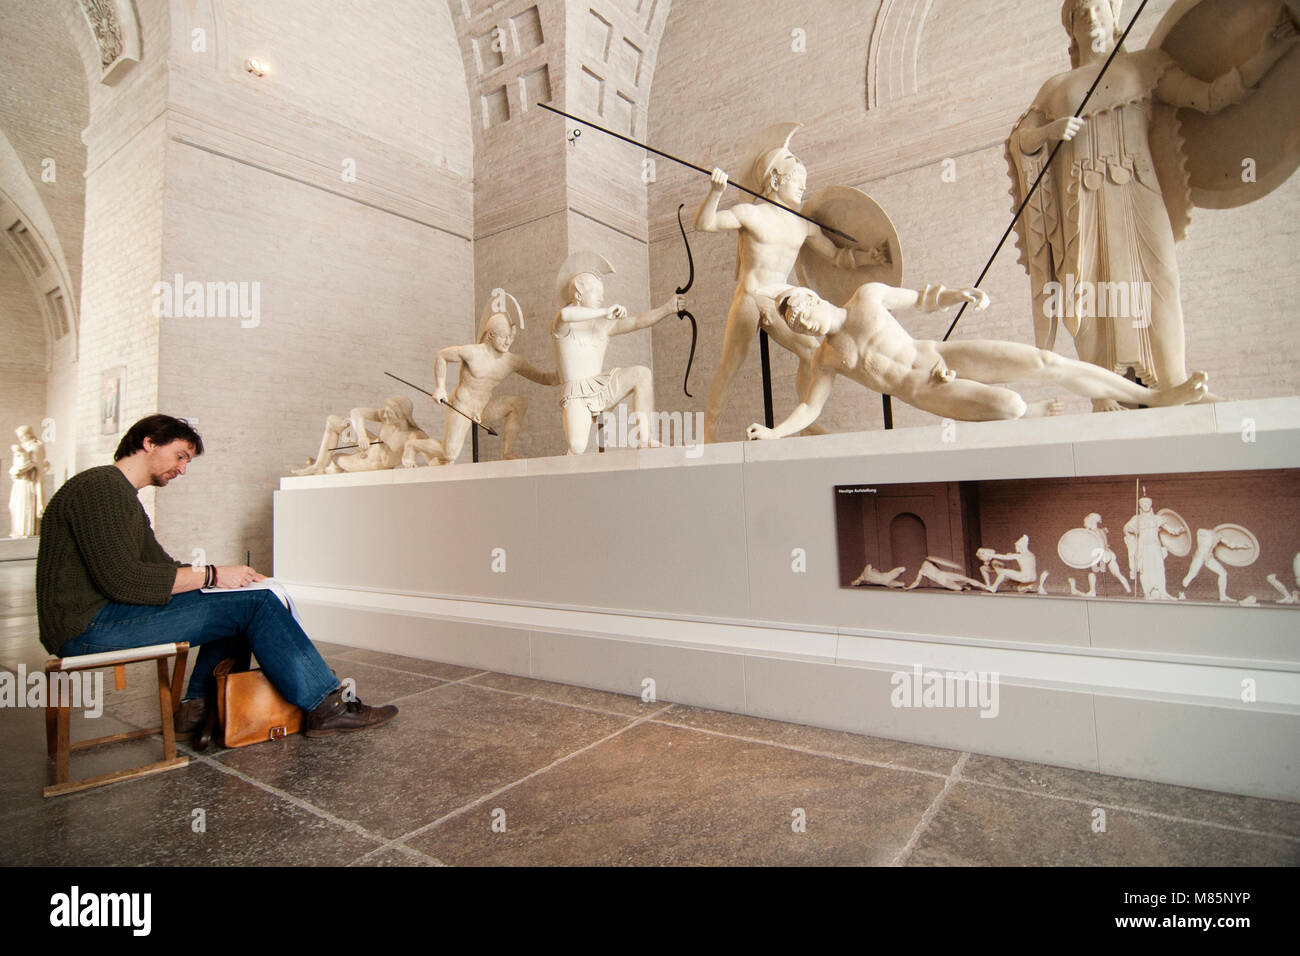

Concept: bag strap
[[213, 657, 238, 727]]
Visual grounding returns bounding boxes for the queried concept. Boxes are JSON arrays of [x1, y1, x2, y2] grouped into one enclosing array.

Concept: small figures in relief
[[978, 535, 1050, 594]]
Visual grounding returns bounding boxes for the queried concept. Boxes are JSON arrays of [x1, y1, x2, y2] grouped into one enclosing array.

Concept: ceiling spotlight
[[244, 57, 268, 77]]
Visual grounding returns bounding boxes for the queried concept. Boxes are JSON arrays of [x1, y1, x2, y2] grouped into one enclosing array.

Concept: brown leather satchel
[[213, 659, 303, 748]]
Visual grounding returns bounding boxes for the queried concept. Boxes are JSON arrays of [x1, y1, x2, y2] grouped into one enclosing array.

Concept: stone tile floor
[[2, 560, 1297, 866]]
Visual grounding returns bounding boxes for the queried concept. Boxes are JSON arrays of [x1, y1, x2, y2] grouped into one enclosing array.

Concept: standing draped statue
[[1007, 0, 1297, 410], [8, 425, 48, 538]]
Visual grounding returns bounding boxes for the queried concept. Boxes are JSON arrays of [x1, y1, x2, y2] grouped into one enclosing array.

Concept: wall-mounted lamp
[[244, 57, 268, 77]]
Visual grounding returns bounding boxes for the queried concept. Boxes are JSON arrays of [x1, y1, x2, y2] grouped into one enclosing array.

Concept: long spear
[[384, 371, 499, 436], [941, 0, 1151, 343], [538, 103, 858, 244]]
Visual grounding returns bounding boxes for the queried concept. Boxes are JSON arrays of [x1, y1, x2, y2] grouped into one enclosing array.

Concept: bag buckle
[[269, 726, 287, 741]]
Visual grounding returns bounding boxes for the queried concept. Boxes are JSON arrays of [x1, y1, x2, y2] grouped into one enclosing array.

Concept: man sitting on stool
[[36, 414, 396, 744]]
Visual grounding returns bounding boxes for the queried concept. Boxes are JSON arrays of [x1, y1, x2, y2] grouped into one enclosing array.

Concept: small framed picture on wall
[[100, 366, 124, 436]]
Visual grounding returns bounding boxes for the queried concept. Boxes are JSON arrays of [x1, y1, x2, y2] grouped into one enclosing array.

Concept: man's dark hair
[[114, 414, 204, 461]]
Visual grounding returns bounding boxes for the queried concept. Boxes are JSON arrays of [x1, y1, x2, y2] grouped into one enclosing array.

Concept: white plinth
[[0, 537, 39, 562], [275, 399, 1300, 801]]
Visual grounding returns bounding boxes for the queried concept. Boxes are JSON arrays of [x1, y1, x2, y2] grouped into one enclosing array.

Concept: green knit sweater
[[36, 465, 183, 655]]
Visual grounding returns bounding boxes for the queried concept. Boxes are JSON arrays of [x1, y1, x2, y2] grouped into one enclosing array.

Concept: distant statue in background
[[1007, 0, 1298, 410], [8, 425, 48, 538]]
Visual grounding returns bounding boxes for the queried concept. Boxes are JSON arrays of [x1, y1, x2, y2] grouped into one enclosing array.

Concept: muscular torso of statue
[[552, 315, 610, 384], [735, 206, 813, 294]]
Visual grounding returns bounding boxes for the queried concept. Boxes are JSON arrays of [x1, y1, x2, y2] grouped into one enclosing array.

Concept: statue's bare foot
[[1150, 371, 1209, 407], [1024, 398, 1064, 418], [1092, 398, 1124, 413], [1239, 595, 1257, 606], [291, 458, 321, 476], [502, 452, 522, 461]]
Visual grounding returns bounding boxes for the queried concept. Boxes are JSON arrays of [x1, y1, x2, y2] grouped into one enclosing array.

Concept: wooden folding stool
[[43, 642, 191, 797]]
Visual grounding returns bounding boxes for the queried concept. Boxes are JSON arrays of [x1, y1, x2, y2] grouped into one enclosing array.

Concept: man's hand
[[960, 288, 990, 311], [607, 305, 628, 320], [434, 385, 448, 404], [215, 565, 266, 589], [710, 167, 728, 193], [662, 293, 685, 316], [747, 423, 776, 441]]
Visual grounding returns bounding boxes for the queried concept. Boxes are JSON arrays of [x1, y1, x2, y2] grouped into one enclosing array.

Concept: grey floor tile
[[657, 704, 961, 776], [210, 682, 631, 839], [963, 754, 1300, 838], [466, 671, 662, 716], [338, 649, 485, 681], [906, 783, 1300, 866], [319, 656, 445, 703], [0, 758, 382, 866], [0, 697, 168, 819], [349, 845, 444, 867], [408, 720, 944, 866]]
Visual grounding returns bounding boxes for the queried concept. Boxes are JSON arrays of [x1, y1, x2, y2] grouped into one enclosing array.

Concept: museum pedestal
[[275, 398, 1300, 801], [0, 537, 39, 562]]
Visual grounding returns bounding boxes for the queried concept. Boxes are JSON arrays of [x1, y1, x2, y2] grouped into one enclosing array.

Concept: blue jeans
[[57, 589, 339, 712]]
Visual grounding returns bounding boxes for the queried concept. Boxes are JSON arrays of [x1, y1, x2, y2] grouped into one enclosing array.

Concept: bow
[[675, 203, 698, 397]]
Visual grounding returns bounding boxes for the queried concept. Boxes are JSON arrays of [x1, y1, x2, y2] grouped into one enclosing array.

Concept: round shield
[[1211, 522, 1261, 567], [1158, 508, 1193, 557], [793, 186, 904, 308], [1151, 0, 1300, 209], [554, 251, 614, 309], [1058, 527, 1107, 570]]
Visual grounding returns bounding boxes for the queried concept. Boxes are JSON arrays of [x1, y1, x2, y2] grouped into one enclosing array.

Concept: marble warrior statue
[[745, 282, 1209, 440], [293, 396, 426, 475], [402, 293, 557, 466], [694, 124, 892, 442], [551, 252, 683, 455], [1007, 0, 1298, 410]]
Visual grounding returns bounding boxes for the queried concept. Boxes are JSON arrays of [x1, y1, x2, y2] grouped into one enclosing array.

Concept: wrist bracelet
[[211, 565, 219, 587]]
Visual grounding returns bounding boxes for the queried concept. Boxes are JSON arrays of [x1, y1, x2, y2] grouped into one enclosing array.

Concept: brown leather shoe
[[174, 698, 208, 735], [304, 688, 398, 738]]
